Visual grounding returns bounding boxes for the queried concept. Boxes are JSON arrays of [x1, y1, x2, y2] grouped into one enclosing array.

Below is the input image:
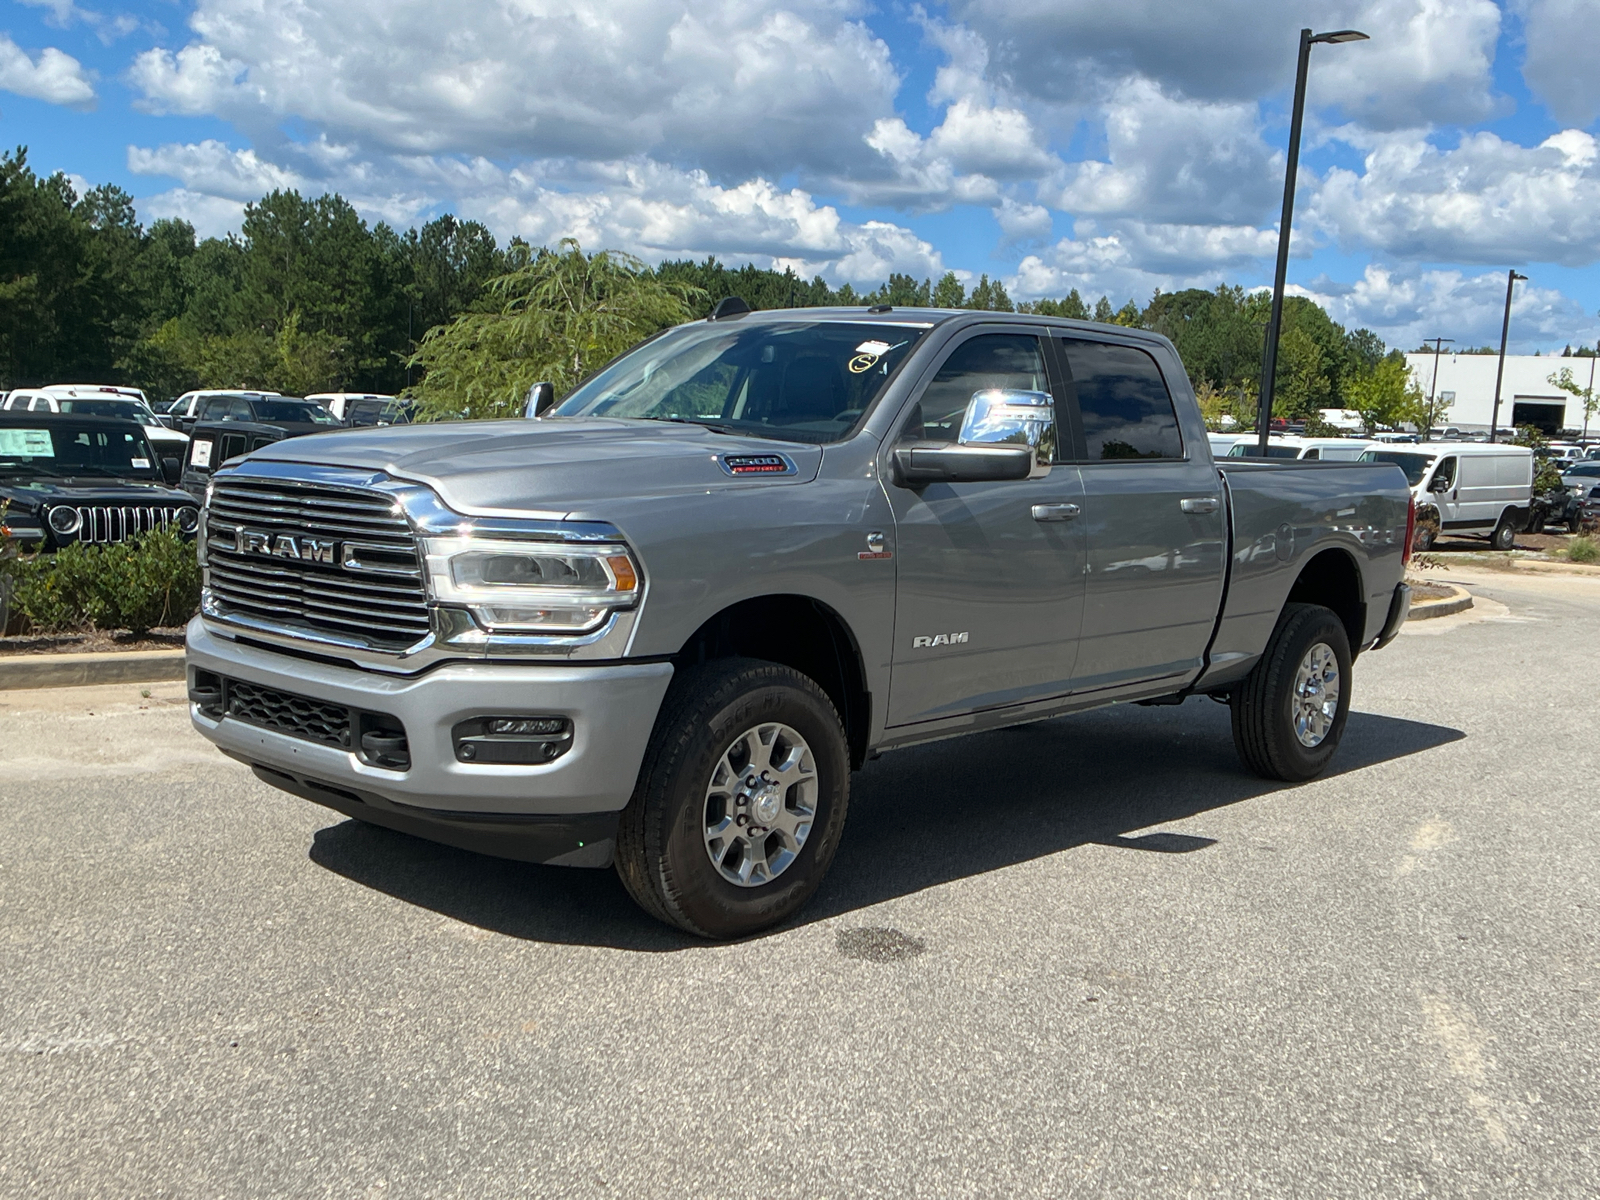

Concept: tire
[[1490, 512, 1518, 551], [1231, 603, 1353, 782], [615, 658, 851, 938]]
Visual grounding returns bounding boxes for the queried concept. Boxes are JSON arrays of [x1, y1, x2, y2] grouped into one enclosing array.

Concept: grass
[[1567, 535, 1599, 564]]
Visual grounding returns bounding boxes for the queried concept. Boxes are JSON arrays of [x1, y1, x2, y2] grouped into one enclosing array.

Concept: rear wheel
[[1231, 603, 1353, 782], [615, 658, 850, 938], [1490, 512, 1518, 551]]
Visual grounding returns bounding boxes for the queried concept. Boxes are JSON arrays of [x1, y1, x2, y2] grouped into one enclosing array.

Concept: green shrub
[[1, 528, 201, 635], [1568, 535, 1599, 564]]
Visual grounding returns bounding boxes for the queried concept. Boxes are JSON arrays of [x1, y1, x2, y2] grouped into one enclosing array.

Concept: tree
[[1512, 424, 1566, 495], [1548, 365, 1600, 441], [931, 272, 965, 308], [1092, 295, 1115, 323], [1404, 379, 1454, 440], [407, 240, 702, 420], [1346, 353, 1420, 434], [1020, 288, 1088, 319], [965, 274, 1013, 312]]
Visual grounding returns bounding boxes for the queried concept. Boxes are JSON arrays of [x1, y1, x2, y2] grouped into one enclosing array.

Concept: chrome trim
[[200, 462, 645, 672]]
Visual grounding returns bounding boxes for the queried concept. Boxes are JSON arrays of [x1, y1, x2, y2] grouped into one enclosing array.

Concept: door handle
[[1031, 502, 1081, 522], [1180, 496, 1220, 514]]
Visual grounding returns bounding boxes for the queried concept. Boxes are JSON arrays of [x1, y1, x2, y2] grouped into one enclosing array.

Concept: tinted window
[[254, 400, 339, 424], [220, 433, 249, 461], [1060, 340, 1183, 460], [0, 424, 156, 478], [902, 334, 1048, 445]]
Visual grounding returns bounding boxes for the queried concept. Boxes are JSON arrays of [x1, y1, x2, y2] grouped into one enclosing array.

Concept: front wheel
[[615, 658, 850, 938], [1231, 603, 1353, 782]]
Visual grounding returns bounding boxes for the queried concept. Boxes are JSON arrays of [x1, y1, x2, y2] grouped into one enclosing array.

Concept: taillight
[[1402, 495, 1416, 565]]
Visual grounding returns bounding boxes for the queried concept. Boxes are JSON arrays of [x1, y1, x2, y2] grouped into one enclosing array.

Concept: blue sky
[[5, 0, 1600, 353]]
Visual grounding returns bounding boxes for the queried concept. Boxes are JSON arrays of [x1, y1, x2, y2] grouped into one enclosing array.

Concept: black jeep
[[0, 414, 200, 550]]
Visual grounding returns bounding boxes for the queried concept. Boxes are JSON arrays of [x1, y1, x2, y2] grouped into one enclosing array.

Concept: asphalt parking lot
[[3, 567, 1597, 1199]]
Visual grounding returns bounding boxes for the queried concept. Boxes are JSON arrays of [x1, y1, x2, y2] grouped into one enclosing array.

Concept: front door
[[1054, 335, 1227, 693], [883, 329, 1087, 726], [1429, 455, 1462, 526]]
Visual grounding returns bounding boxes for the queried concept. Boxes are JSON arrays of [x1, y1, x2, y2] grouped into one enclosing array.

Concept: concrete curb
[[0, 648, 186, 690], [1407, 583, 1473, 621]]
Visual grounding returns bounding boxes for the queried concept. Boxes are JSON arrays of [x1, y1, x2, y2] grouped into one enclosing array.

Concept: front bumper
[[186, 618, 674, 861]]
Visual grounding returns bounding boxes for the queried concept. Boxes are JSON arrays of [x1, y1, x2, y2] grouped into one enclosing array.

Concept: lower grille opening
[[205, 673, 408, 770]]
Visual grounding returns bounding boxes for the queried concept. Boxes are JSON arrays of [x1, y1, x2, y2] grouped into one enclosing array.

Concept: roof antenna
[[867, 304, 892, 313], [710, 296, 751, 320]]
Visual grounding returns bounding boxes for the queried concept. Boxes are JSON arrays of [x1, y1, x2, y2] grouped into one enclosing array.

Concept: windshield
[[1359, 449, 1436, 486], [1228, 443, 1302, 459], [1564, 462, 1600, 477], [550, 320, 930, 442], [55, 398, 160, 425], [0, 424, 157, 478], [255, 400, 340, 424]]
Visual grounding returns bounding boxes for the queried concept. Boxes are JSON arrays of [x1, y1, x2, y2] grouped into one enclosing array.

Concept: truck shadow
[[307, 702, 1464, 951]]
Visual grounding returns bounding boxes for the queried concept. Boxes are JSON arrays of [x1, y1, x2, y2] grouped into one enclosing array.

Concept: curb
[[1407, 583, 1473, 621], [0, 648, 186, 691]]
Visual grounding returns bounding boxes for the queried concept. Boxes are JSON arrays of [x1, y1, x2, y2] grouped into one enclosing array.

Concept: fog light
[[452, 715, 573, 765]]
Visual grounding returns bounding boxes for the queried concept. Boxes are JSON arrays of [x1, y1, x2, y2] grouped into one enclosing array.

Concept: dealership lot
[[2, 568, 1596, 1199]]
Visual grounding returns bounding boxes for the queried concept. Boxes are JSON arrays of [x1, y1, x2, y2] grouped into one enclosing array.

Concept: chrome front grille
[[73, 506, 183, 543], [204, 477, 430, 651]]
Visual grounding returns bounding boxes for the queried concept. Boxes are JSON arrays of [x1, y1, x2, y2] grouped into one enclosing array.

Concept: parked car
[[6, 387, 192, 456], [1226, 435, 1373, 461], [305, 392, 398, 422], [1361, 442, 1534, 551], [342, 397, 416, 427], [1560, 461, 1600, 493], [174, 394, 342, 438], [186, 305, 1416, 938], [168, 390, 283, 434], [0, 414, 199, 550], [180, 420, 297, 500]]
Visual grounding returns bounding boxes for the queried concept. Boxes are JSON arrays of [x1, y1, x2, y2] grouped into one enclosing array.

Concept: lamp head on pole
[[1512, 271, 1529, 282], [1312, 29, 1369, 44]]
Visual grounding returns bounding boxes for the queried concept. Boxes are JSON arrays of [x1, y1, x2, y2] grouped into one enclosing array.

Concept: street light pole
[[1489, 269, 1528, 442], [1422, 336, 1453, 442], [1257, 28, 1369, 454]]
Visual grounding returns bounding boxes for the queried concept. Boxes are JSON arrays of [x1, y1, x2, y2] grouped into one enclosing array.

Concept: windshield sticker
[[191, 440, 214, 468], [855, 340, 892, 356], [131, 458, 150, 469], [0, 429, 55, 457]]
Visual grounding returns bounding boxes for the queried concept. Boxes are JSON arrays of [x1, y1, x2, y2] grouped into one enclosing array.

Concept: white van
[[1226, 435, 1373, 461], [306, 392, 397, 422], [1360, 443, 1534, 551]]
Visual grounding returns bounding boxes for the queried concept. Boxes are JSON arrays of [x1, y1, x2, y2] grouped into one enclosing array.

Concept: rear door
[[1054, 335, 1227, 693], [883, 328, 1087, 726]]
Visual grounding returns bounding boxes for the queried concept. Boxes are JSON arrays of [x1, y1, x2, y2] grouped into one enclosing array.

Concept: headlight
[[423, 537, 641, 634], [46, 506, 81, 536], [176, 506, 200, 534]]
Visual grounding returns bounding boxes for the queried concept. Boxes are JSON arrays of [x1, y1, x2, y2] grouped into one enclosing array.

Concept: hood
[[242, 418, 826, 517], [0, 477, 195, 512]]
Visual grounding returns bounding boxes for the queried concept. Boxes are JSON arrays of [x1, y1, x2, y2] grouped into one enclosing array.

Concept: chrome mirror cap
[[958, 388, 1056, 476]]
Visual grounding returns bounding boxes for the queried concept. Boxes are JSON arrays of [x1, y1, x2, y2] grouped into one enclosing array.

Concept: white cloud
[[128, 140, 306, 201], [137, 187, 248, 239], [1515, 0, 1600, 127], [994, 197, 1052, 245], [1008, 220, 1279, 305], [948, 0, 1503, 129], [1311, 128, 1600, 267], [0, 35, 95, 109], [463, 158, 947, 284], [127, 0, 899, 180], [1049, 78, 1279, 225], [1296, 264, 1597, 352]]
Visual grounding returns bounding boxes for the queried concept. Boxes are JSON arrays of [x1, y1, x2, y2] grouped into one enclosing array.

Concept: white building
[[1404, 352, 1599, 437]]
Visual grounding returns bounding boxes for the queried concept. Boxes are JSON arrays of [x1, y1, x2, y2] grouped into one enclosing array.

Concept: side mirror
[[1428, 475, 1450, 493], [523, 381, 556, 419], [161, 456, 182, 485], [892, 387, 1055, 487]]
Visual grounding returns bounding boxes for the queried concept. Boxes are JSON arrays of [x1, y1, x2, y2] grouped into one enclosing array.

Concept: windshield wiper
[[648, 415, 744, 435]]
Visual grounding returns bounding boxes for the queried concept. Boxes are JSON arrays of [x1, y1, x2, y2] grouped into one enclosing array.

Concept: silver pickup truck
[[186, 308, 1415, 937]]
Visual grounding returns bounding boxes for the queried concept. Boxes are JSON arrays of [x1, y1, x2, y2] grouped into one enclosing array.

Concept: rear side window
[[1060, 340, 1183, 460], [219, 433, 249, 462]]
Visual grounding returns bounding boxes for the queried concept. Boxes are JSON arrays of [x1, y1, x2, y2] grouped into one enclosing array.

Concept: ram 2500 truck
[[186, 308, 1415, 938]]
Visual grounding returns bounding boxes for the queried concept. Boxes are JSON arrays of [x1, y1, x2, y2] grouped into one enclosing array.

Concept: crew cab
[[185, 307, 1415, 938]]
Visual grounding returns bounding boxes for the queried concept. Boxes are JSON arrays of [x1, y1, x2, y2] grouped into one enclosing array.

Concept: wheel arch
[[1285, 546, 1365, 653], [672, 593, 872, 769]]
